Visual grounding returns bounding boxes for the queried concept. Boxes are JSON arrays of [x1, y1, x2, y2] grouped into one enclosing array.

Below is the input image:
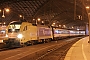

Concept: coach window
[[23, 26, 27, 31]]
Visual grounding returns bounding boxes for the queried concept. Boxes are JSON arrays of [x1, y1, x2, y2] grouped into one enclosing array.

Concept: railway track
[[0, 37, 84, 60], [17, 37, 83, 60], [36, 38, 80, 60]]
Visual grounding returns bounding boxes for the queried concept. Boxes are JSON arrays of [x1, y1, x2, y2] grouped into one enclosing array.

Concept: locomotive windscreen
[[8, 22, 22, 33]]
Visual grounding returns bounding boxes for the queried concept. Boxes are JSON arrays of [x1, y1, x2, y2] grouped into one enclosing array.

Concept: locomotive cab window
[[8, 22, 22, 33]]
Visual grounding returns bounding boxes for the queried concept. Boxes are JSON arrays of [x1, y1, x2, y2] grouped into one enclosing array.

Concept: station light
[[72, 26, 74, 28], [33, 19, 35, 20], [53, 23, 55, 24], [19, 15, 22, 17], [63, 25, 66, 28], [4, 22, 6, 24], [86, 6, 89, 9], [35, 18, 41, 25], [0, 9, 1, 12], [5, 8, 10, 12], [59, 25, 61, 27], [1, 8, 10, 18], [42, 21, 44, 23], [77, 29, 79, 30], [38, 18, 41, 21]]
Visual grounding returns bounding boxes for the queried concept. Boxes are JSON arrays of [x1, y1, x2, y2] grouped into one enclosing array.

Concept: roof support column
[[74, 0, 76, 20]]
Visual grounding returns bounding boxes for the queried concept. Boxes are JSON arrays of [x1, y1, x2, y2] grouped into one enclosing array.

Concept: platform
[[64, 36, 90, 60]]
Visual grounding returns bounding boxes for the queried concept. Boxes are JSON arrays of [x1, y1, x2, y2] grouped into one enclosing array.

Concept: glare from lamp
[[5, 8, 10, 12]]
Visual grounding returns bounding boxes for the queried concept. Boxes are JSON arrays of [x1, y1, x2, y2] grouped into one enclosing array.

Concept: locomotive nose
[[8, 33, 18, 38]]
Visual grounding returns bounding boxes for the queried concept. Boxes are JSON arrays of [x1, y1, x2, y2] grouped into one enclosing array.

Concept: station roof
[[0, 0, 89, 30]]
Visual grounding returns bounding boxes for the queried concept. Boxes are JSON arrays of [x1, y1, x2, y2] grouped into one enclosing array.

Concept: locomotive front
[[3, 21, 22, 47]]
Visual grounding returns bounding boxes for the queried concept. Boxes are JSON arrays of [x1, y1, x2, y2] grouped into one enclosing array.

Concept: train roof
[[10, 21, 22, 24]]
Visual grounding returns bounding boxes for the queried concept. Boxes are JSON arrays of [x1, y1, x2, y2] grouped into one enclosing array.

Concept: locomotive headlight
[[17, 34, 23, 39]]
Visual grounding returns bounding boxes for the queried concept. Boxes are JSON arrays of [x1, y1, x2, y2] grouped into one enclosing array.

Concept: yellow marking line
[[82, 43, 87, 60]]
